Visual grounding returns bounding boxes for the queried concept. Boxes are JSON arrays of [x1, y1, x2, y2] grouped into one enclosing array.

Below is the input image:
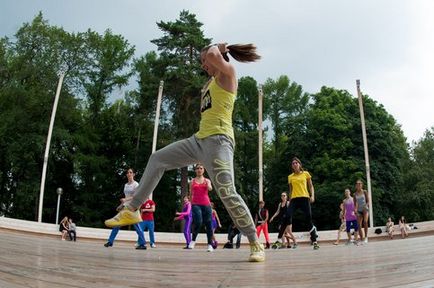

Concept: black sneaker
[[223, 242, 233, 249], [135, 245, 147, 250], [104, 242, 113, 247]]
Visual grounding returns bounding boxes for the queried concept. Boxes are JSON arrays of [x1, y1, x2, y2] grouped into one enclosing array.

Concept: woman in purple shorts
[[342, 188, 359, 244]]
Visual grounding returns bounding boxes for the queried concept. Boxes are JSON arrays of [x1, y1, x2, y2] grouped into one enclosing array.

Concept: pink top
[[191, 178, 211, 206]]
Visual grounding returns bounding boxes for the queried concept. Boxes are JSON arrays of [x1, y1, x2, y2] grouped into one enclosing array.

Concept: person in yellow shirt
[[287, 157, 319, 249], [105, 43, 264, 262]]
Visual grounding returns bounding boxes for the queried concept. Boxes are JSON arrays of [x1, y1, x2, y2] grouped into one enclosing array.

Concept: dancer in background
[[342, 188, 359, 245], [255, 201, 270, 249], [210, 202, 222, 249], [188, 164, 214, 252], [175, 195, 193, 249], [104, 168, 146, 249], [354, 179, 369, 243], [287, 157, 319, 250]]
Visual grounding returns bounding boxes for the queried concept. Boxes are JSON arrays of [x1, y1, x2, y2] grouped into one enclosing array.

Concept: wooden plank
[[0, 229, 433, 287]]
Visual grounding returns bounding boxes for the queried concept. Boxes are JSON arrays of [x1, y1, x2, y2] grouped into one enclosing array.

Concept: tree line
[[1, 11, 433, 232]]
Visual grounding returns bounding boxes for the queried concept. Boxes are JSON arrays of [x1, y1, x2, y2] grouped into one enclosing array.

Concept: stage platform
[[1, 227, 433, 287]]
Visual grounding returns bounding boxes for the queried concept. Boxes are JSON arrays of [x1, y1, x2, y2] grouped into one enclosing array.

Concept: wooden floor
[[1, 229, 433, 288]]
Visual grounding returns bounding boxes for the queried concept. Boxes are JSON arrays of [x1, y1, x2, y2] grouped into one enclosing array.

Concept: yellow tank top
[[195, 78, 235, 141]]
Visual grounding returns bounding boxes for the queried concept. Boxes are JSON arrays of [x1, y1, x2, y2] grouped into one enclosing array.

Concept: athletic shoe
[[265, 242, 270, 249], [188, 241, 196, 249], [104, 207, 142, 228], [287, 245, 292, 249], [211, 240, 218, 249], [271, 241, 282, 250], [364, 237, 368, 244], [135, 245, 147, 250], [223, 242, 233, 249], [150, 243, 156, 248], [104, 242, 113, 247], [249, 242, 265, 262], [292, 243, 298, 249], [183, 245, 191, 249], [313, 242, 320, 250], [207, 244, 214, 252]]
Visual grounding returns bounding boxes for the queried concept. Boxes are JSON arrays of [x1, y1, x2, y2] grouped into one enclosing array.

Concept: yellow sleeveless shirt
[[195, 78, 235, 141]]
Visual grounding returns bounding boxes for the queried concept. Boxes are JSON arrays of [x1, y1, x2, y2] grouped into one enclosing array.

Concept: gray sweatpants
[[128, 134, 258, 243]]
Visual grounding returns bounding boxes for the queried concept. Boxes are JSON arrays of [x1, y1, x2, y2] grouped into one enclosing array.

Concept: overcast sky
[[1, 0, 433, 144]]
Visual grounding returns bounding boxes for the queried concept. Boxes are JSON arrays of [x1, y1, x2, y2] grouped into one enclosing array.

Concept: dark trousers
[[68, 230, 76, 241], [228, 225, 241, 247], [192, 204, 213, 245], [288, 197, 317, 242]]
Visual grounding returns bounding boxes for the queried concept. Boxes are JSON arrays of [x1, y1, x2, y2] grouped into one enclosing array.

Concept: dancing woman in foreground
[[105, 43, 265, 262]]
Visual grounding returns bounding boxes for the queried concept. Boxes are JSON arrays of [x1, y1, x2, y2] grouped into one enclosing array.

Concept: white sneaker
[[188, 241, 195, 249], [150, 243, 156, 248], [207, 244, 214, 252], [364, 237, 368, 244]]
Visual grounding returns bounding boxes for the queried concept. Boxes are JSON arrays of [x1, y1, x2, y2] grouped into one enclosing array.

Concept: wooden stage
[[0, 229, 433, 287]]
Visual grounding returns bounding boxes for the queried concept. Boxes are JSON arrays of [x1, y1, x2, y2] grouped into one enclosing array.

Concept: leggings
[[128, 134, 257, 243], [183, 216, 192, 245], [256, 222, 270, 243], [192, 204, 213, 245], [287, 197, 317, 242]]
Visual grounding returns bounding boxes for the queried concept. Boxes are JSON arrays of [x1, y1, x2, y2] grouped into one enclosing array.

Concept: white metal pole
[[55, 193, 61, 225], [258, 85, 264, 202], [356, 79, 374, 228], [38, 72, 65, 223], [152, 81, 164, 153], [149, 80, 164, 200]]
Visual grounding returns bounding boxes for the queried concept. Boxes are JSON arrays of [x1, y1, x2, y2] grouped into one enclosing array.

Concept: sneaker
[[150, 243, 156, 248], [333, 242, 339, 245], [292, 243, 298, 249], [249, 242, 265, 262], [188, 241, 196, 249], [265, 242, 270, 249], [364, 237, 368, 244], [183, 245, 191, 249], [313, 242, 320, 250], [207, 244, 214, 252], [223, 242, 233, 249], [211, 240, 218, 249], [287, 245, 292, 249], [135, 245, 147, 250], [104, 242, 113, 247], [271, 241, 282, 250], [104, 207, 142, 228]]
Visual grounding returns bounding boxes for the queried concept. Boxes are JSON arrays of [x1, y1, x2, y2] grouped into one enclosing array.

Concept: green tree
[[398, 127, 434, 221], [262, 76, 310, 225], [0, 13, 83, 221]]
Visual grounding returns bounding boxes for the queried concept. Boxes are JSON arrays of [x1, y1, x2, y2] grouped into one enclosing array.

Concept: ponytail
[[202, 43, 261, 63], [226, 44, 261, 63]]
